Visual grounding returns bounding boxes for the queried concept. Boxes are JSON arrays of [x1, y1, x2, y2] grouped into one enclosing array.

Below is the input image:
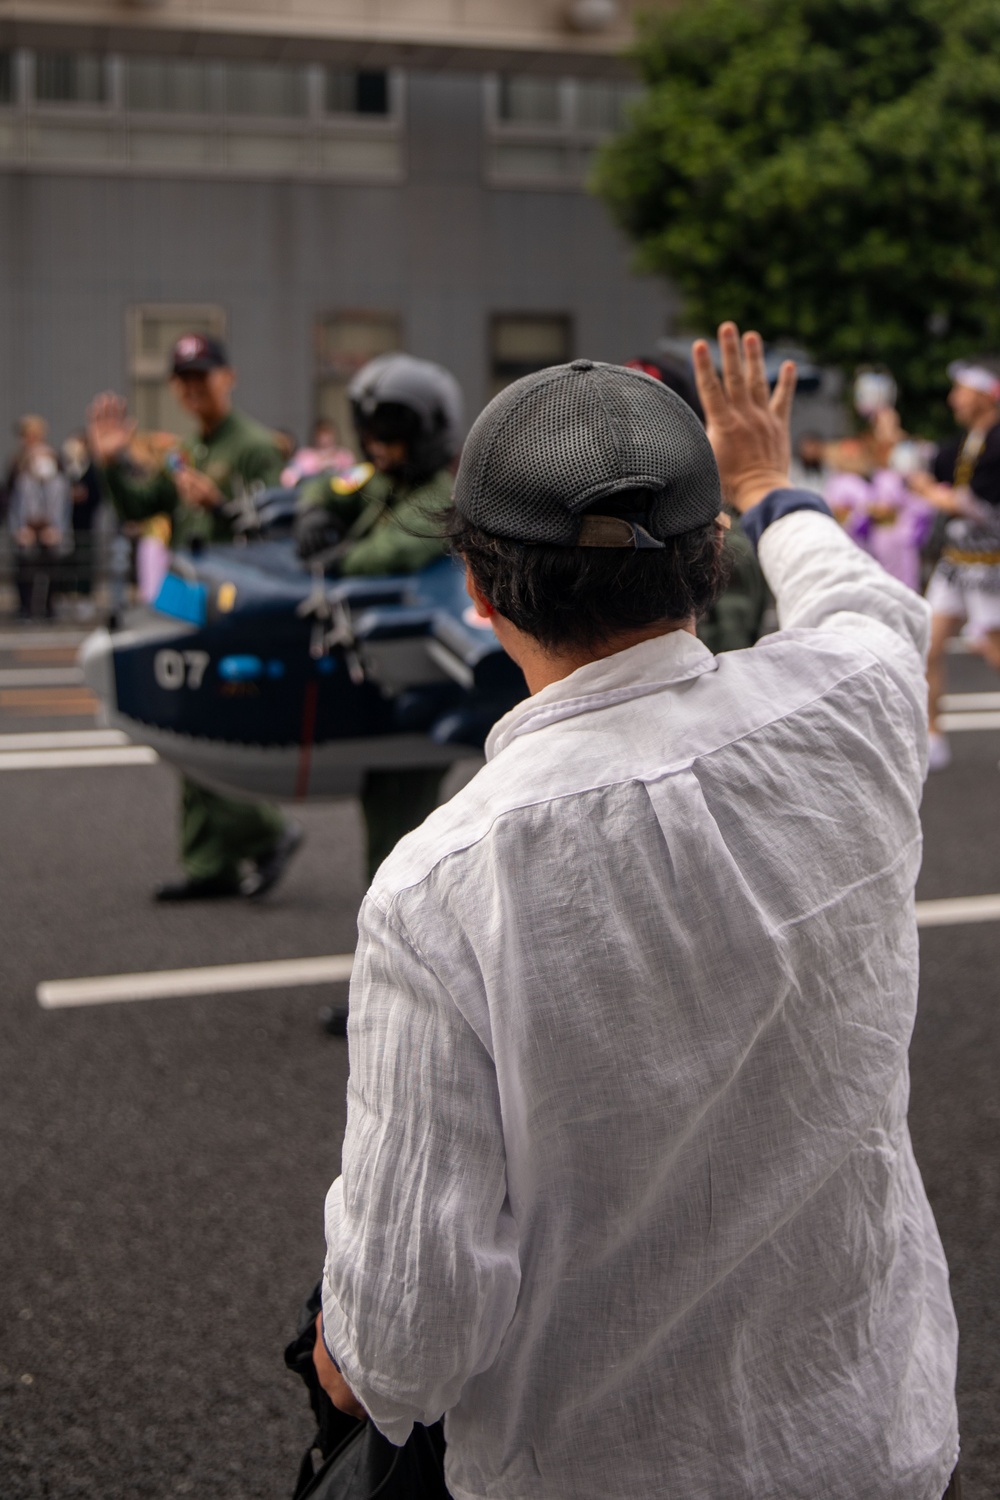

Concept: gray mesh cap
[[453, 359, 722, 546]]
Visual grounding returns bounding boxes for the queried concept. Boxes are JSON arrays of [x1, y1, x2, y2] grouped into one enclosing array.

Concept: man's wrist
[[739, 487, 834, 552], [727, 469, 795, 513]]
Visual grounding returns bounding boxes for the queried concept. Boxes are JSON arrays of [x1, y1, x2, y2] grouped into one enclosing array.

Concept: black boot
[[154, 875, 241, 902], [240, 821, 305, 899]]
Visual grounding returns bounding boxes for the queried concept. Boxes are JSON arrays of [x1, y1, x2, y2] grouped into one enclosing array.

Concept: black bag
[[284, 1284, 450, 1500], [294, 1418, 449, 1500]]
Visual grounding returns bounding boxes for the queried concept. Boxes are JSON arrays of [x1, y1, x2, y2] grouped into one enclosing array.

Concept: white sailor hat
[[946, 361, 1000, 399]]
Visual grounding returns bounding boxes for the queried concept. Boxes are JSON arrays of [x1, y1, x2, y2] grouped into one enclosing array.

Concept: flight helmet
[[349, 354, 464, 481]]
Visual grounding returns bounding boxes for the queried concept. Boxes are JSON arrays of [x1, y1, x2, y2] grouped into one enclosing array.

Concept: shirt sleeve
[[101, 458, 179, 523], [339, 497, 447, 576], [755, 500, 931, 721], [322, 896, 520, 1445]]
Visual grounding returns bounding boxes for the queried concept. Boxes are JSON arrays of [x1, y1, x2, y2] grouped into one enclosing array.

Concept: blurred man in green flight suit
[[87, 333, 303, 902], [295, 353, 463, 880]]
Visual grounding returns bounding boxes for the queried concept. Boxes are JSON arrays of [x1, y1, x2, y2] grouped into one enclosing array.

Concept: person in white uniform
[[313, 325, 959, 1500]]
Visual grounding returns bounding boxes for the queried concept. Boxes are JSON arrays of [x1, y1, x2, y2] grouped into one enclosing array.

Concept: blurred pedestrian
[[87, 333, 304, 900], [8, 417, 71, 619], [788, 430, 831, 488], [61, 432, 102, 614], [825, 467, 934, 592], [281, 417, 355, 488], [314, 332, 959, 1500], [908, 358, 1000, 770]]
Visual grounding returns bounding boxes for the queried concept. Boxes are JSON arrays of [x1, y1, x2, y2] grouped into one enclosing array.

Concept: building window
[[224, 62, 309, 118], [315, 313, 402, 453], [497, 76, 562, 126], [325, 69, 390, 117], [35, 53, 109, 106], [125, 59, 216, 115], [128, 305, 228, 437], [0, 52, 403, 180], [576, 79, 635, 133], [490, 315, 572, 397], [486, 74, 639, 188]]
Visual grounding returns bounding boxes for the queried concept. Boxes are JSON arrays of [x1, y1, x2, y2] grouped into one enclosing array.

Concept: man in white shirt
[[314, 325, 959, 1499]]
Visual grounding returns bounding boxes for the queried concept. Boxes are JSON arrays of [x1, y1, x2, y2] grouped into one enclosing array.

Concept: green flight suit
[[104, 409, 283, 547], [103, 409, 288, 886], [299, 463, 454, 877], [697, 520, 769, 655], [298, 463, 454, 577]]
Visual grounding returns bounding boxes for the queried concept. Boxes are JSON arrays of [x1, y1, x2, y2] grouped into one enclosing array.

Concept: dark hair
[[446, 500, 729, 653]]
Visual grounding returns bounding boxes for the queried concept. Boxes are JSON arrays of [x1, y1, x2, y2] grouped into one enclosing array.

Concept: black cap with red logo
[[171, 333, 230, 376]]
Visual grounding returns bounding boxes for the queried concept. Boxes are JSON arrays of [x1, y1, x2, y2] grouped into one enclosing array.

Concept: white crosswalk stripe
[[38, 955, 355, 1009], [915, 894, 1000, 928], [0, 667, 85, 687], [939, 692, 1000, 711], [36, 894, 1000, 1011], [0, 747, 157, 770], [0, 730, 129, 750]]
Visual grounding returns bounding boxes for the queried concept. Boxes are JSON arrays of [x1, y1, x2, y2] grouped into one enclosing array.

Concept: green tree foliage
[[594, 0, 1000, 427]]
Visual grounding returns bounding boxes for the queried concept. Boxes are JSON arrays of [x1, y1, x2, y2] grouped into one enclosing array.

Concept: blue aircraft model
[[81, 507, 526, 802]]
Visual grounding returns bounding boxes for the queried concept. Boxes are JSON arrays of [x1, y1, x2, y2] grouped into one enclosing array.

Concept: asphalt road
[[1, 625, 998, 1499]]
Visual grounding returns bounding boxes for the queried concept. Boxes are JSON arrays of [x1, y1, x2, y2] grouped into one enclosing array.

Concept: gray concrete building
[[0, 0, 676, 446]]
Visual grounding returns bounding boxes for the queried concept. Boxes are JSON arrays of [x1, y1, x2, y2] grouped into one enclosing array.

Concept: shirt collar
[[486, 629, 718, 760]]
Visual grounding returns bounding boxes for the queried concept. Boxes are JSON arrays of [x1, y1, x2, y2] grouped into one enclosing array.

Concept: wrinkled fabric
[[324, 509, 959, 1500]]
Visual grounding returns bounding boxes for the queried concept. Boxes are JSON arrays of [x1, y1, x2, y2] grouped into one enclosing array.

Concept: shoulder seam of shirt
[[363, 891, 443, 991], [372, 648, 891, 917]]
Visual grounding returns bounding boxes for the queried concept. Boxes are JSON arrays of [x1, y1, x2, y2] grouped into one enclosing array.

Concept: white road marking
[[0, 729, 129, 750], [0, 631, 86, 649], [939, 692, 1000, 711], [36, 892, 1000, 1012], [0, 667, 84, 687], [0, 747, 157, 770], [937, 712, 1000, 732], [916, 894, 1000, 928], [38, 954, 355, 1009]]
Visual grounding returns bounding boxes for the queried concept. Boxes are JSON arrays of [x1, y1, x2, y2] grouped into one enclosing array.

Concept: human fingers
[[743, 331, 769, 408], [718, 322, 748, 402], [691, 339, 726, 424], [86, 392, 113, 422], [769, 359, 798, 424]]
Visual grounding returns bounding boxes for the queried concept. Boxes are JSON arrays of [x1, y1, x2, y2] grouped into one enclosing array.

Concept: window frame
[[314, 309, 405, 440], [484, 72, 637, 189], [488, 312, 574, 397], [0, 52, 405, 182], [127, 302, 229, 437], [30, 50, 117, 113]]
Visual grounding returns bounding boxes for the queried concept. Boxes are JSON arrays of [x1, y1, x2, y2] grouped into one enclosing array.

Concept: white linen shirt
[[323, 509, 959, 1500]]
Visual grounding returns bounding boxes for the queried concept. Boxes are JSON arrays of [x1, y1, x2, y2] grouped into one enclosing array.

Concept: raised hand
[[692, 323, 797, 513], [86, 392, 136, 465]]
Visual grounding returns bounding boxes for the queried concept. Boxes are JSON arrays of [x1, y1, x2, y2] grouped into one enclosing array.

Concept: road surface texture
[[0, 627, 997, 1498]]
